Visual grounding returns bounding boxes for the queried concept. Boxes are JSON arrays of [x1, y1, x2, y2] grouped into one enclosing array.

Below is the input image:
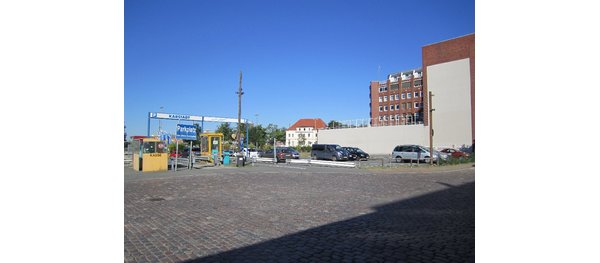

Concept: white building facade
[[285, 118, 327, 147]]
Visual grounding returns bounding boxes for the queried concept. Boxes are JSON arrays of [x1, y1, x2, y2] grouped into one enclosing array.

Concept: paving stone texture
[[125, 164, 474, 263]]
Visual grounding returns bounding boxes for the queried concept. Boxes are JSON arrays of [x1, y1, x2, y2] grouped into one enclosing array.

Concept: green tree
[[216, 122, 233, 141], [328, 120, 342, 129], [297, 133, 306, 146], [249, 124, 267, 148], [262, 124, 285, 145]]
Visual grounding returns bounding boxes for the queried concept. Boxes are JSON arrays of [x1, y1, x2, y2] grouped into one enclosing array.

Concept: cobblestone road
[[125, 164, 474, 262]]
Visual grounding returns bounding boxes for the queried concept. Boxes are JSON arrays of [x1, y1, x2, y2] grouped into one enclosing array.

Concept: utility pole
[[429, 91, 435, 165], [158, 106, 164, 136], [236, 71, 244, 151]]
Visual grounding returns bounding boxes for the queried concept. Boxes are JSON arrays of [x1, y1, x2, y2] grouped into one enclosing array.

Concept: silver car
[[392, 145, 439, 163]]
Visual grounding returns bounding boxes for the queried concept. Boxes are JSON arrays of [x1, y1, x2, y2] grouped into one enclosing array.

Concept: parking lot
[[125, 163, 475, 262]]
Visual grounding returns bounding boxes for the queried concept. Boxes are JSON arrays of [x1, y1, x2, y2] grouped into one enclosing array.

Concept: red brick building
[[422, 34, 475, 145], [369, 69, 424, 126], [368, 33, 475, 147]]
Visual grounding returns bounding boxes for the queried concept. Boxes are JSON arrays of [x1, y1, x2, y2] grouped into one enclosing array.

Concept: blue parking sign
[[176, 124, 197, 140]]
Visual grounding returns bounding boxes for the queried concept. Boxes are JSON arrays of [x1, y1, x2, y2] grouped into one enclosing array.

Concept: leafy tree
[[328, 120, 342, 129], [249, 124, 267, 148], [260, 124, 287, 146], [297, 133, 306, 146], [216, 122, 233, 141]]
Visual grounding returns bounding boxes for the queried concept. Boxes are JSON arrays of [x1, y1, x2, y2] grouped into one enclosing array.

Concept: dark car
[[279, 147, 300, 159], [263, 148, 295, 162], [311, 144, 349, 161], [181, 147, 201, 158], [343, 147, 370, 161]]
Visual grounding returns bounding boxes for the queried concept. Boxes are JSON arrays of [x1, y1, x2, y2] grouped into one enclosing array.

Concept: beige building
[[285, 118, 327, 147]]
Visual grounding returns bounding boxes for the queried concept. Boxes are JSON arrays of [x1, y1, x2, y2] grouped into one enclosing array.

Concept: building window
[[383, 96, 387, 102], [414, 92, 419, 98], [384, 106, 388, 111], [390, 115, 395, 120], [378, 116, 382, 121], [378, 96, 382, 102], [395, 94, 399, 100], [379, 84, 387, 92], [414, 102, 419, 108], [379, 106, 383, 112], [389, 95, 394, 101], [407, 103, 412, 109], [395, 104, 399, 110], [390, 83, 399, 90], [383, 115, 387, 121], [401, 82, 410, 88], [407, 93, 412, 99], [420, 91, 423, 97], [414, 79, 422, 87], [402, 103, 406, 109], [401, 93, 406, 99]]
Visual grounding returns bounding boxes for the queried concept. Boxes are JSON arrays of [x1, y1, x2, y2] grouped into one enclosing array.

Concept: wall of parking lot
[[318, 124, 472, 155], [318, 125, 428, 155]]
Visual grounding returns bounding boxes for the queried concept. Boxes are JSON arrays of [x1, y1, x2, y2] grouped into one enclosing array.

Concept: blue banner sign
[[176, 124, 197, 140]]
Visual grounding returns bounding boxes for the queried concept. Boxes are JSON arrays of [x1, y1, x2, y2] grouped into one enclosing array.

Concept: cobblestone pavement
[[125, 164, 474, 262]]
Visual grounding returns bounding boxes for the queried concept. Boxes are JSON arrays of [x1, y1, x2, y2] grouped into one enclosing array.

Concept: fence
[[325, 117, 424, 130]]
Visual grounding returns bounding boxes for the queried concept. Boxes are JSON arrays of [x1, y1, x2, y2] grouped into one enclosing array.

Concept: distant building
[[369, 69, 424, 126], [285, 118, 327, 147]]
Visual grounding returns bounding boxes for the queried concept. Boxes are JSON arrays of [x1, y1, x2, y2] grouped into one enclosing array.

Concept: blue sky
[[125, 0, 474, 137]]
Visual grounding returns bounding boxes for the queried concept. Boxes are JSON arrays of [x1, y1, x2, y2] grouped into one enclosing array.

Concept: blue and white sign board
[[160, 134, 171, 144], [176, 124, 197, 140], [149, 112, 250, 124]]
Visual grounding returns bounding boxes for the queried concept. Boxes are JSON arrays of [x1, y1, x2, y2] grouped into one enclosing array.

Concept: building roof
[[287, 118, 327, 131]]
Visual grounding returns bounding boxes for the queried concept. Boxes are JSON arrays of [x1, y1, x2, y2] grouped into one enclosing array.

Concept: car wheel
[[395, 156, 402, 163], [311, 154, 317, 160], [331, 156, 336, 161]]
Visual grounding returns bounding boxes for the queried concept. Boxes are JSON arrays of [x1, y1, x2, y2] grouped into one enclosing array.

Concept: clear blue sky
[[125, 0, 474, 137]]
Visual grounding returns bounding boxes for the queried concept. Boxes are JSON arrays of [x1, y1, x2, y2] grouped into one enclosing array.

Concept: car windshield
[[356, 148, 365, 153], [335, 145, 343, 151]]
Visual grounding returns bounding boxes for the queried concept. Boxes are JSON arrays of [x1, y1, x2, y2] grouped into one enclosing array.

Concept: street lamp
[[158, 106, 164, 136]]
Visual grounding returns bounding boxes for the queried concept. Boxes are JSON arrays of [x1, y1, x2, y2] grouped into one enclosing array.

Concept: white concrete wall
[[317, 125, 429, 155], [426, 58, 473, 148]]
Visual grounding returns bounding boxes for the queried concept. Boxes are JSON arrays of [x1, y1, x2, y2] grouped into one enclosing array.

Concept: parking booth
[[200, 133, 223, 164], [131, 137, 169, 172]]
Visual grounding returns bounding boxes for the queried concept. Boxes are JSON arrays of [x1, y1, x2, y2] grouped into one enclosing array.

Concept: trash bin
[[236, 155, 245, 167], [223, 151, 230, 165]]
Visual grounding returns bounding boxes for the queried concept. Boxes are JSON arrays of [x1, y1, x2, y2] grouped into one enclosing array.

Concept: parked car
[[311, 144, 349, 161], [181, 147, 201, 158], [263, 148, 295, 162], [343, 147, 370, 161], [280, 147, 300, 159], [170, 150, 181, 158], [439, 148, 470, 160], [242, 148, 260, 159], [392, 145, 440, 163]]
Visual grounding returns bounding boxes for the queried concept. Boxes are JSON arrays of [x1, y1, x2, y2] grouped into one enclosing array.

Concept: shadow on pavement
[[183, 182, 475, 263]]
